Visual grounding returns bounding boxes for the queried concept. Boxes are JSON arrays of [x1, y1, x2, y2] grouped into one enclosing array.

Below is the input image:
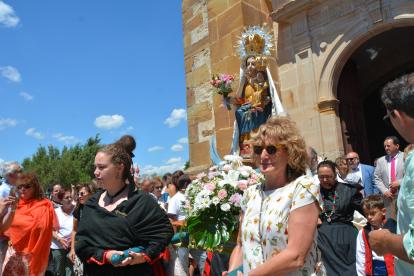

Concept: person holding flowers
[[222, 115, 322, 276]]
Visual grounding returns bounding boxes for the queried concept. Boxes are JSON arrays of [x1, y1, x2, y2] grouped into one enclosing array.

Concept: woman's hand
[[57, 237, 71, 250], [317, 218, 322, 226], [0, 198, 13, 215], [222, 272, 228, 276], [227, 97, 235, 104], [70, 249, 76, 263], [8, 195, 18, 210], [106, 250, 147, 266]]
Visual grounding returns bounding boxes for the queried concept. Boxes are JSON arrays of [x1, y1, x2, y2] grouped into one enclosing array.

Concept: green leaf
[[206, 232, 214, 248], [197, 230, 208, 247], [212, 228, 221, 247], [221, 226, 230, 244]]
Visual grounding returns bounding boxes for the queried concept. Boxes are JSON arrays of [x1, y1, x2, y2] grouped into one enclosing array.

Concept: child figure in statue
[[251, 71, 268, 112]]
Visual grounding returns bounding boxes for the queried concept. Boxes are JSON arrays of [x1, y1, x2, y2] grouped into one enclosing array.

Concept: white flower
[[212, 197, 220, 205], [219, 161, 227, 166], [241, 171, 249, 178], [220, 203, 231, 212], [218, 170, 240, 188], [201, 197, 211, 208], [224, 155, 243, 162]]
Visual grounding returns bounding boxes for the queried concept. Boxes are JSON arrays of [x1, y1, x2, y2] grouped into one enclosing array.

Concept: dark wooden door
[[337, 59, 371, 164]]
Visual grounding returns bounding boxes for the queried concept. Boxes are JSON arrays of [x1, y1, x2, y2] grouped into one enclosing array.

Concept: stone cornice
[[317, 99, 340, 115], [270, 0, 311, 24]]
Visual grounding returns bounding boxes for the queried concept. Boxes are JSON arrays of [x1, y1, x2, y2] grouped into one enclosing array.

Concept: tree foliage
[[21, 134, 104, 189], [184, 159, 190, 171]]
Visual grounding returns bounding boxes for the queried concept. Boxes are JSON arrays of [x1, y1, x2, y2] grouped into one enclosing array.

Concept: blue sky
[[0, 1, 189, 176]]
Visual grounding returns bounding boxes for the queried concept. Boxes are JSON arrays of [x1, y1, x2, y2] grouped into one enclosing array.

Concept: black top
[[319, 181, 364, 224], [75, 188, 174, 276], [73, 205, 83, 222]]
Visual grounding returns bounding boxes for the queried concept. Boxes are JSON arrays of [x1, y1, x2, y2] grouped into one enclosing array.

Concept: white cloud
[[177, 137, 188, 144], [126, 126, 134, 131], [171, 144, 185, 152], [140, 163, 185, 175], [164, 109, 187, 128], [0, 66, 21, 82], [0, 158, 4, 165], [148, 146, 164, 152], [0, 1, 20, 28], [166, 157, 184, 164], [57, 136, 80, 144], [19, 92, 33, 100], [94, 115, 125, 130], [25, 128, 44, 139], [0, 118, 20, 130], [52, 133, 62, 138]]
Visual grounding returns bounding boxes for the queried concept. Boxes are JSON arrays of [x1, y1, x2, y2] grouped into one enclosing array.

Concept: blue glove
[[111, 246, 146, 265]]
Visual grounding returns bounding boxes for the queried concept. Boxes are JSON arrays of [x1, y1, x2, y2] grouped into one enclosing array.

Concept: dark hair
[[361, 194, 384, 210], [317, 160, 337, 174], [385, 136, 400, 146], [306, 147, 317, 161], [18, 171, 45, 201], [177, 175, 191, 191], [57, 188, 70, 201], [163, 173, 171, 181], [381, 72, 414, 119], [172, 170, 184, 187], [75, 181, 98, 210], [51, 183, 62, 190]]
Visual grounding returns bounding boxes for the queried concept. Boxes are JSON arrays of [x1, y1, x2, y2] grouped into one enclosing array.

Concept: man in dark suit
[[374, 136, 404, 219], [346, 152, 379, 197]]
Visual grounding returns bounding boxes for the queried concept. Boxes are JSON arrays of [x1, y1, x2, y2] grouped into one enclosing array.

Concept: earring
[[287, 165, 292, 179], [116, 173, 120, 180]]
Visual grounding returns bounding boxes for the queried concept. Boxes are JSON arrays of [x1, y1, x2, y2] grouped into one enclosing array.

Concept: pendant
[[327, 217, 331, 222], [109, 198, 113, 204]]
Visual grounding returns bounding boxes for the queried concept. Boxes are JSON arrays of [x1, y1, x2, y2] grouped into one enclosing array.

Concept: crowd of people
[[0, 73, 413, 276]]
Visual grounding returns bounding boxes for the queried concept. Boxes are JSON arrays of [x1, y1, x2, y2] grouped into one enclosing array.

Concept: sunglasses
[[18, 184, 32, 190], [318, 175, 335, 180], [154, 186, 163, 190], [383, 110, 395, 126], [14, 170, 23, 174], [77, 192, 88, 197], [253, 145, 286, 155], [347, 157, 357, 162]]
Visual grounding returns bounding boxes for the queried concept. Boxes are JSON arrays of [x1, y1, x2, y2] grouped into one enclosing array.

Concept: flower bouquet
[[182, 155, 265, 250], [210, 73, 235, 111]]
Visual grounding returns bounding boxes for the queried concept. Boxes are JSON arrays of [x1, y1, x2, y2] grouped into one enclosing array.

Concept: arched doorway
[[337, 26, 414, 165]]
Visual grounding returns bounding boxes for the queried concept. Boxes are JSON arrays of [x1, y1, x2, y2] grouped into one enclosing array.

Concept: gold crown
[[255, 56, 268, 71], [244, 34, 266, 55]]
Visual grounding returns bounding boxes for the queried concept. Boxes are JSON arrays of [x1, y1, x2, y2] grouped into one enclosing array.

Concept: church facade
[[182, 0, 414, 173]]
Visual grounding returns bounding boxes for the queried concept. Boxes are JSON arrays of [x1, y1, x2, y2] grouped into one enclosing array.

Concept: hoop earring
[[116, 173, 120, 180], [287, 165, 292, 179]]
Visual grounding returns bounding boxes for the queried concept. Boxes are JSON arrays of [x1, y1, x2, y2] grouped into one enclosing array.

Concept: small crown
[[255, 56, 268, 72], [244, 34, 266, 55]]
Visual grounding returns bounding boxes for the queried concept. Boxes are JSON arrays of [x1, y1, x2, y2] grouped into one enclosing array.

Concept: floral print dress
[[240, 176, 321, 276]]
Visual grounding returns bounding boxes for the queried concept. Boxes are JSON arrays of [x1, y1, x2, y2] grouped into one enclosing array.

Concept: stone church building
[[182, 0, 414, 173]]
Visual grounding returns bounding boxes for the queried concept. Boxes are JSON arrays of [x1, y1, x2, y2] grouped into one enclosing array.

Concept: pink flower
[[248, 178, 256, 185], [251, 174, 258, 181], [222, 165, 231, 172], [214, 77, 218, 81], [185, 200, 191, 208], [229, 193, 242, 207], [209, 165, 218, 171], [216, 80, 221, 85], [206, 183, 216, 191], [210, 80, 214, 85], [229, 75, 234, 80], [197, 173, 206, 179], [218, 189, 227, 199], [238, 182, 247, 191], [215, 84, 218, 87]]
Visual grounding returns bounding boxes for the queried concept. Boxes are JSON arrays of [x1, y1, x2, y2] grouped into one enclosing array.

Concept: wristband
[[10, 207, 17, 212]]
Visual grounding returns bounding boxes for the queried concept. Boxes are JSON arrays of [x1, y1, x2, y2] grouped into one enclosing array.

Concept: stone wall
[[183, 0, 278, 174]]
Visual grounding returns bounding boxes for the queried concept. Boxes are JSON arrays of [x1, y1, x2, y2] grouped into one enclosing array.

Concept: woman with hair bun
[[75, 135, 173, 276]]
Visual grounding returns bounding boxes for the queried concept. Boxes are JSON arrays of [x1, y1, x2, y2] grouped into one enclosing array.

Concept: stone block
[[186, 64, 210, 88], [217, 147, 231, 160], [217, 3, 243, 39], [183, 13, 203, 36], [182, 0, 200, 13], [214, 106, 230, 130], [184, 36, 209, 60], [242, 0, 262, 11], [189, 140, 211, 167], [186, 88, 195, 107], [198, 119, 215, 142], [192, 23, 209, 44], [182, 7, 193, 23], [210, 34, 233, 64], [208, 18, 218, 44], [207, 0, 228, 18], [229, 107, 236, 125], [195, 82, 214, 105], [261, 0, 273, 13], [241, 1, 261, 27], [193, 49, 210, 70], [188, 101, 213, 126], [281, 89, 298, 110], [183, 33, 192, 49], [188, 124, 199, 144], [185, 57, 194, 73], [216, 127, 234, 150], [321, 127, 335, 152], [228, 0, 241, 7]]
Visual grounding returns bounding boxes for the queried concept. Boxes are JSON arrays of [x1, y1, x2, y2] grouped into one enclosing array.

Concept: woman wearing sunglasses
[[69, 182, 97, 275], [2, 171, 58, 276], [50, 188, 75, 275], [223, 116, 321, 276], [316, 160, 364, 276], [150, 177, 165, 209]]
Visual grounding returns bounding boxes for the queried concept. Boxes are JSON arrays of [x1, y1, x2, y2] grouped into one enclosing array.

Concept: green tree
[[21, 134, 104, 190], [184, 159, 190, 171]]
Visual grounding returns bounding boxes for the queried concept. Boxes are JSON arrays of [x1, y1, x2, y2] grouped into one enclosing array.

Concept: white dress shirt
[[356, 226, 385, 276], [387, 152, 400, 195]]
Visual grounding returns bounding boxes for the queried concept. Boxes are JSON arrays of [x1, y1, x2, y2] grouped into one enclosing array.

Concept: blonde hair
[[250, 115, 307, 178], [404, 144, 414, 161]]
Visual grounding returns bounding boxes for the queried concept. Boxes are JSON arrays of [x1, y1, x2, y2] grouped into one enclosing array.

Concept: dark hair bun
[[115, 135, 136, 157]]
